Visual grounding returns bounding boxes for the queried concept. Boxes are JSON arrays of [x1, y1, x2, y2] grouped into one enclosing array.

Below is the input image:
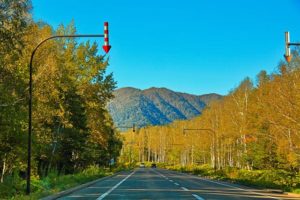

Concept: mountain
[[107, 87, 222, 128]]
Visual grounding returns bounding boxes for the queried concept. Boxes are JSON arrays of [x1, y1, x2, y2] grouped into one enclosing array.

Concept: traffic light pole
[[27, 34, 105, 195], [27, 21, 112, 195], [284, 31, 300, 63]]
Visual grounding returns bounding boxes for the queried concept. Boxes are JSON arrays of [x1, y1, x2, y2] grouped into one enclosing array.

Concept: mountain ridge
[[108, 87, 222, 128]]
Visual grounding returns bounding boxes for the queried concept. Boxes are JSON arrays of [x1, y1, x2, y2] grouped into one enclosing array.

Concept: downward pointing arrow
[[103, 22, 111, 53], [103, 45, 111, 53]]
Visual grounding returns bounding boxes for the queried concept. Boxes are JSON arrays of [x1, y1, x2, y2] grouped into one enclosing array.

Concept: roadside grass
[[161, 164, 300, 194], [0, 164, 132, 200]]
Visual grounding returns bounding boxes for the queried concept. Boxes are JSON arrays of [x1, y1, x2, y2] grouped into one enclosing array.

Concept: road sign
[[103, 22, 111, 53]]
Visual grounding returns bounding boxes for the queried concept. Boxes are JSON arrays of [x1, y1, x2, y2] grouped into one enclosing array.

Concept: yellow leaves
[[89, 130, 106, 145], [287, 152, 299, 168], [76, 45, 86, 61], [86, 101, 99, 109], [120, 60, 300, 170]]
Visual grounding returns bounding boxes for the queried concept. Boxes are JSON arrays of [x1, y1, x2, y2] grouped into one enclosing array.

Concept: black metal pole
[[27, 34, 104, 195], [26, 50, 34, 195], [289, 42, 300, 46]]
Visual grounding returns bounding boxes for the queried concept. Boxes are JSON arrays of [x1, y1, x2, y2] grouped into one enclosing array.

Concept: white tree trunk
[[1, 154, 7, 183]]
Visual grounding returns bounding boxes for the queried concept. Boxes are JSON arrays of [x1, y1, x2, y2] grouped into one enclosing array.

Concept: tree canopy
[[121, 51, 300, 172], [0, 0, 122, 183]]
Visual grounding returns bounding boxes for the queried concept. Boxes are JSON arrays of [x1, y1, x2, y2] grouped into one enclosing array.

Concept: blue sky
[[32, 0, 300, 95]]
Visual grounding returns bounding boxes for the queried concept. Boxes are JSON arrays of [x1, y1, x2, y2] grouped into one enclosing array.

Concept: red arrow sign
[[103, 22, 111, 53], [103, 45, 111, 53]]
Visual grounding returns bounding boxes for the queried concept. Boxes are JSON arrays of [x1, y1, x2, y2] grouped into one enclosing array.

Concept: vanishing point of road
[[57, 168, 298, 200]]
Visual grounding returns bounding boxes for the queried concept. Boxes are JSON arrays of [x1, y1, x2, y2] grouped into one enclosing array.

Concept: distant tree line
[[121, 51, 300, 173], [0, 0, 122, 183]]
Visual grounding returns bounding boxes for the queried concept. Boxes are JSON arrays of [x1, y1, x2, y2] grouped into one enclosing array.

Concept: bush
[[0, 171, 26, 198], [235, 169, 298, 190], [1, 165, 114, 199]]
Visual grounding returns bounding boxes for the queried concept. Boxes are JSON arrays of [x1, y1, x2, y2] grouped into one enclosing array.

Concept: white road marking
[[169, 179, 174, 182], [174, 182, 179, 186], [155, 170, 167, 179], [192, 194, 205, 200], [195, 176, 281, 200], [154, 169, 281, 200], [96, 171, 135, 200], [181, 187, 189, 191]]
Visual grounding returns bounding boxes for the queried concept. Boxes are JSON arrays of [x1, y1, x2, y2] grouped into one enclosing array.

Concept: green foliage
[[0, 0, 32, 57], [0, 172, 25, 198], [0, 1, 122, 198], [0, 166, 112, 199], [292, 188, 300, 194]]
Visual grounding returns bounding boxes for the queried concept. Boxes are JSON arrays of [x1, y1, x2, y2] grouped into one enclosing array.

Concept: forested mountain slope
[[108, 87, 222, 127]]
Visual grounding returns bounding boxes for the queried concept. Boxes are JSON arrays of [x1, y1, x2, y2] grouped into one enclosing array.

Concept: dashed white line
[[151, 170, 206, 200], [195, 176, 281, 200], [192, 194, 205, 200], [181, 187, 189, 191], [96, 171, 135, 200]]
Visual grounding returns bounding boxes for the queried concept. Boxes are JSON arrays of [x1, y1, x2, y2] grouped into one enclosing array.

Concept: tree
[[0, 0, 32, 183]]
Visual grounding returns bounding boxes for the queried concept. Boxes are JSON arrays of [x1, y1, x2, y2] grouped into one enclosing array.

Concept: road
[[57, 168, 298, 200]]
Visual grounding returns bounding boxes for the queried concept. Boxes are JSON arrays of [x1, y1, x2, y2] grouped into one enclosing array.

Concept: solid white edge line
[[96, 171, 135, 200], [174, 182, 179, 186], [194, 176, 281, 200], [162, 169, 281, 200], [192, 194, 205, 200]]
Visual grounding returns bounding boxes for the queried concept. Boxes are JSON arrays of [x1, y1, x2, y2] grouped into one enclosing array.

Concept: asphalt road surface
[[57, 168, 299, 200]]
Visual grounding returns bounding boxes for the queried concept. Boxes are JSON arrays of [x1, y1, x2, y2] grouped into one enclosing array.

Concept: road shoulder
[[160, 168, 300, 199], [40, 170, 125, 200]]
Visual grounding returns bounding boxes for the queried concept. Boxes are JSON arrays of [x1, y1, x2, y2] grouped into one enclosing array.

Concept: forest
[[2, 0, 300, 198], [0, 1, 122, 197], [121, 51, 300, 191]]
